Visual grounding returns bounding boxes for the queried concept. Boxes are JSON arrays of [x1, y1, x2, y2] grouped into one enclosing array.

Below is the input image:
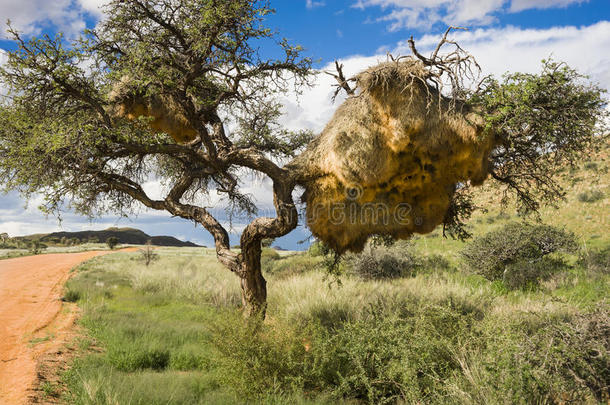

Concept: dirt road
[[0, 251, 118, 404]]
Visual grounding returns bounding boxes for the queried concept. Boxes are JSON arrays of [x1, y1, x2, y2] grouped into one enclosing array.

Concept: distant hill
[[21, 227, 200, 247]]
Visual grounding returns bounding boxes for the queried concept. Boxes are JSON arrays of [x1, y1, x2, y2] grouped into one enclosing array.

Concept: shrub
[[503, 257, 568, 290], [139, 240, 158, 266], [578, 189, 605, 203], [307, 241, 326, 257], [462, 222, 577, 288], [106, 236, 119, 250], [348, 248, 420, 280], [420, 254, 452, 272], [27, 240, 47, 255], [62, 289, 81, 302]]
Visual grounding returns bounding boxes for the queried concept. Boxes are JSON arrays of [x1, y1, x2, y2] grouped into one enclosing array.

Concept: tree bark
[[239, 239, 267, 318], [236, 177, 298, 318]]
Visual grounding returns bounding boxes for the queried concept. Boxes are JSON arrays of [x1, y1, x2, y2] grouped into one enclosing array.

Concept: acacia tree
[[0, 3, 606, 318], [0, 0, 312, 317]]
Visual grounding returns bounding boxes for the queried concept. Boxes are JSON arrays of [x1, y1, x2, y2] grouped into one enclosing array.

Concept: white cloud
[[0, 0, 107, 39], [352, 0, 586, 30], [306, 0, 325, 9], [395, 22, 610, 90], [76, 0, 109, 16], [510, 0, 586, 12]]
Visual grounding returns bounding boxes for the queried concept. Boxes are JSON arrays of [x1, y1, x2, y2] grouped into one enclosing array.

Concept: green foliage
[[0, 0, 313, 221], [474, 59, 608, 214], [462, 222, 577, 288], [307, 241, 325, 257], [577, 189, 605, 203], [27, 240, 47, 255], [106, 236, 119, 250], [503, 257, 568, 290]]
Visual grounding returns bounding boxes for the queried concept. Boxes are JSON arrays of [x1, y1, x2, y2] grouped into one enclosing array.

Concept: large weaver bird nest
[[288, 59, 497, 253], [108, 76, 199, 144]]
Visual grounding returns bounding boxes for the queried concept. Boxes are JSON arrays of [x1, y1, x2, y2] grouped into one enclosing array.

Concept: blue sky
[[0, 0, 609, 249]]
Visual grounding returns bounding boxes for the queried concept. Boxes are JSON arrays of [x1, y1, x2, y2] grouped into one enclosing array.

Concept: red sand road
[[0, 250, 123, 404]]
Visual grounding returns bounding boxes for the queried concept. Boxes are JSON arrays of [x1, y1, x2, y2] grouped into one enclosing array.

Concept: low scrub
[[462, 222, 577, 289], [347, 242, 451, 280]]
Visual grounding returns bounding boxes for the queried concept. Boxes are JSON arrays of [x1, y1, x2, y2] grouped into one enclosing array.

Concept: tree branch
[[326, 61, 356, 101]]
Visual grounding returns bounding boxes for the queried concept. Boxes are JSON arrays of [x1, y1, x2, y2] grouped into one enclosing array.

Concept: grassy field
[[42, 154, 609, 404]]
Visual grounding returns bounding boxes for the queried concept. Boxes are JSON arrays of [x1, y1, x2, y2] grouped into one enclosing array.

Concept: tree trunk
[[239, 239, 267, 318]]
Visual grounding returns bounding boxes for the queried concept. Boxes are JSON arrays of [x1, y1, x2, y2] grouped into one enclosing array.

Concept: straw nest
[[289, 59, 497, 253], [107, 76, 198, 144]]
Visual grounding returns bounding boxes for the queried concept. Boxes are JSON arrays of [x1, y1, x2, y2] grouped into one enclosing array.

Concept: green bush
[[348, 249, 420, 280], [62, 289, 81, 302], [503, 257, 568, 290], [578, 189, 605, 203], [169, 348, 211, 371], [307, 241, 326, 257], [420, 254, 452, 272], [106, 236, 119, 250], [462, 222, 577, 288], [27, 240, 47, 255]]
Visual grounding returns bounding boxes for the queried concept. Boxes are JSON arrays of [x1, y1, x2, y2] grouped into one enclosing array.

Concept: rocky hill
[[23, 227, 200, 247]]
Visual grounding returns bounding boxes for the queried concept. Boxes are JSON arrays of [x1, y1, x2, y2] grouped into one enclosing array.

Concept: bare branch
[[325, 61, 356, 101]]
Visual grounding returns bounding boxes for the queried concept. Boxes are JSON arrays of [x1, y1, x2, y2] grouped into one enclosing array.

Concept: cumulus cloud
[[0, 0, 108, 39], [510, 0, 586, 12], [352, 0, 586, 30], [396, 22, 610, 90]]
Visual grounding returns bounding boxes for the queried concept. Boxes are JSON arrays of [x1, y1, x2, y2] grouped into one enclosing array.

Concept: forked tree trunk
[[239, 238, 267, 318]]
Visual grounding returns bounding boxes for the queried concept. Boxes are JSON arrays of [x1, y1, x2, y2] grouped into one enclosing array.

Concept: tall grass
[[59, 245, 609, 404]]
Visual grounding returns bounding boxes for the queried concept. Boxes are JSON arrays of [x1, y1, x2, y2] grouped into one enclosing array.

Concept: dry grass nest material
[[290, 59, 497, 253]]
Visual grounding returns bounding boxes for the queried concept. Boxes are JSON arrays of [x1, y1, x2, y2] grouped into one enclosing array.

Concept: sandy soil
[[0, 250, 125, 404]]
